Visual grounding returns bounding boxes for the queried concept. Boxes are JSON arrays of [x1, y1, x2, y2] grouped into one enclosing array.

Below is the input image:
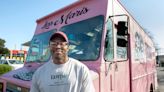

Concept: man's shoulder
[[69, 57, 79, 62], [69, 58, 88, 69], [35, 61, 51, 73], [69, 58, 83, 65]]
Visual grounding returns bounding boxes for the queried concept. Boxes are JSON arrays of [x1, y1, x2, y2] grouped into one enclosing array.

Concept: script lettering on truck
[[41, 7, 89, 29]]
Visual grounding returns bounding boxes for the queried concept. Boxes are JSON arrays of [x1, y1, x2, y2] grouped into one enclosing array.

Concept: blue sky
[[0, 0, 77, 50], [121, 0, 164, 50], [0, 0, 164, 51]]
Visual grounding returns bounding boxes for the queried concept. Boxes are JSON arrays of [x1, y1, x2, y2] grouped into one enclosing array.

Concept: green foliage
[[0, 48, 10, 54], [0, 38, 10, 55], [0, 64, 12, 75], [0, 39, 5, 48]]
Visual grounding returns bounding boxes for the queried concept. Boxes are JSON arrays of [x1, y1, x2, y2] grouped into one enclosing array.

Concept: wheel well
[[150, 83, 154, 92]]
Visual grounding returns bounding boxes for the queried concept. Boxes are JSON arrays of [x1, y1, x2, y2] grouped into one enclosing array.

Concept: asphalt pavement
[[156, 67, 164, 92]]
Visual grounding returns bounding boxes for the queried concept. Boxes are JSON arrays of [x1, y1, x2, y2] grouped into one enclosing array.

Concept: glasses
[[49, 41, 68, 47]]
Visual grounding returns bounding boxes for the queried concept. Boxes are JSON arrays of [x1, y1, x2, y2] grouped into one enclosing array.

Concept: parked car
[[0, 59, 24, 70]]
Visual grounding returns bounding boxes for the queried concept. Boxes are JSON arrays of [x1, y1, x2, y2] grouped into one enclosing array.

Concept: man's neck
[[53, 56, 68, 64]]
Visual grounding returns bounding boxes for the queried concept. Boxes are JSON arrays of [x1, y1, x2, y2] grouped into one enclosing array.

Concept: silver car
[[0, 59, 24, 70]]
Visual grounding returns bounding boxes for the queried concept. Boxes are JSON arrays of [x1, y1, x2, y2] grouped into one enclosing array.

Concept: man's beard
[[54, 55, 64, 60], [51, 50, 68, 64], [52, 52, 66, 62]]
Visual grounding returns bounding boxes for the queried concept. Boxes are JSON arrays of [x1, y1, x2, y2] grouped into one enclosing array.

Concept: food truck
[[0, 0, 157, 92]]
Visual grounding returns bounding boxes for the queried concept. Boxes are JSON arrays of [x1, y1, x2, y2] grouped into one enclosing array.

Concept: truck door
[[104, 15, 131, 92], [114, 15, 131, 92]]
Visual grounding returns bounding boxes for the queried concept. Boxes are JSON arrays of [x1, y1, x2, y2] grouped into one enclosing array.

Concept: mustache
[[51, 48, 64, 53]]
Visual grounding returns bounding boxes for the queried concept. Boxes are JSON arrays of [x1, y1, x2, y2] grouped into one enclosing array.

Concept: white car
[[0, 59, 24, 70]]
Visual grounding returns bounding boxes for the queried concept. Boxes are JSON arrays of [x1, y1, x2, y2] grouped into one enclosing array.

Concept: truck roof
[[36, 0, 85, 23]]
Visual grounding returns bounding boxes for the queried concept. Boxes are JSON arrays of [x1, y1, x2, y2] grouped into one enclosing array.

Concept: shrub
[[0, 64, 12, 75]]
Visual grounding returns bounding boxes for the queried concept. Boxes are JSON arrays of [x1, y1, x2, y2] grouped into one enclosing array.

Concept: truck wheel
[[150, 84, 153, 92]]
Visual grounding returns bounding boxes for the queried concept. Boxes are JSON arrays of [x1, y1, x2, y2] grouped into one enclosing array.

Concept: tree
[[0, 38, 10, 55], [144, 29, 160, 55], [0, 38, 5, 48]]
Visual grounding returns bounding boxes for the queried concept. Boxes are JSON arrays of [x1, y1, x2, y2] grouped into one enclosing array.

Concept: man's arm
[[30, 71, 40, 92], [81, 66, 95, 92]]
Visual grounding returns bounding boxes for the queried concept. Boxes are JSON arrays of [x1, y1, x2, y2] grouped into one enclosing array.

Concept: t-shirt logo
[[49, 73, 69, 86]]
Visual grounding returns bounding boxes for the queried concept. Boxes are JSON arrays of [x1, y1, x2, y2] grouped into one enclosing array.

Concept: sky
[[120, 0, 164, 50], [0, 0, 164, 53], [0, 0, 77, 50]]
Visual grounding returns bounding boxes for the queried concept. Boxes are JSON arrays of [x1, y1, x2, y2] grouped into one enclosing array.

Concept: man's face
[[49, 37, 69, 61]]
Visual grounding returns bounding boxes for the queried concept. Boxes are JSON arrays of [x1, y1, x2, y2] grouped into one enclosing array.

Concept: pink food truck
[[0, 0, 157, 92]]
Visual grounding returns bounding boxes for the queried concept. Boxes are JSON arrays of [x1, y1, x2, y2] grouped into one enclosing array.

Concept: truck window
[[116, 21, 128, 60], [26, 30, 55, 63], [117, 45, 127, 59], [104, 19, 114, 61], [60, 15, 104, 61]]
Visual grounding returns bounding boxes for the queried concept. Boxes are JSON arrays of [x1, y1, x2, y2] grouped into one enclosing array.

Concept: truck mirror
[[117, 38, 127, 47], [115, 21, 128, 36]]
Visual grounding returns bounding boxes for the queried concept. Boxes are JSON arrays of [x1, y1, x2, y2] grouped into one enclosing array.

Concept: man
[[30, 31, 95, 92]]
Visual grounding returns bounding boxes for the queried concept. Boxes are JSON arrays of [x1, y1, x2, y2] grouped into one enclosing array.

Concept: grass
[[0, 64, 12, 75]]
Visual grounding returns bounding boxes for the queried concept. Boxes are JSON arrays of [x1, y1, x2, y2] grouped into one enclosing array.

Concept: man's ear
[[48, 45, 52, 50], [66, 45, 69, 51]]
